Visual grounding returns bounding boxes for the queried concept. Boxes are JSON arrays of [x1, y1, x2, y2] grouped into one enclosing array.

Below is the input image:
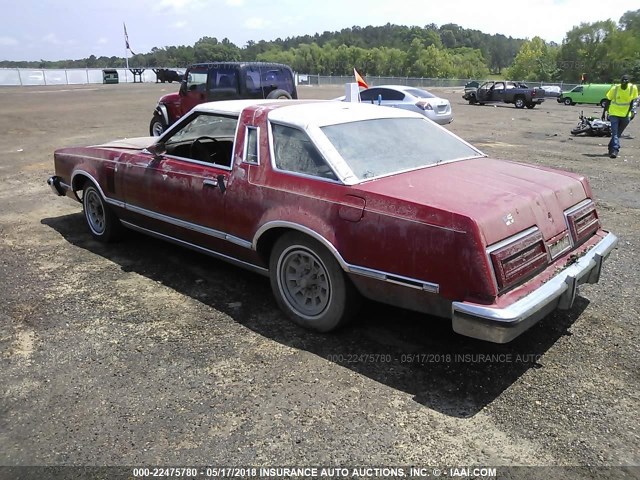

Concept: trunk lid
[[355, 157, 587, 245]]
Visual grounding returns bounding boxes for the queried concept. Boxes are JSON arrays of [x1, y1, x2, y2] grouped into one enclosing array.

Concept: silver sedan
[[358, 85, 453, 125]]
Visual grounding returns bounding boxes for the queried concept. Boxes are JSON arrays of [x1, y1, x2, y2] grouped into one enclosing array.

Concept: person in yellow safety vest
[[603, 74, 638, 158]]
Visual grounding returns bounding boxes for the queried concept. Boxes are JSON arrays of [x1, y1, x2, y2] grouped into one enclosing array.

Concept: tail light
[[415, 101, 433, 110], [488, 227, 548, 291], [565, 200, 599, 246]]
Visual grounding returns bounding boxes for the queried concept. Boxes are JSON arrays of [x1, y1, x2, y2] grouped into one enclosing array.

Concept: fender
[[70, 168, 125, 209], [253, 219, 348, 271]]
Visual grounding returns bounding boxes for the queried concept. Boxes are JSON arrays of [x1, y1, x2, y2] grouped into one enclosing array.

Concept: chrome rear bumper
[[452, 232, 618, 343]]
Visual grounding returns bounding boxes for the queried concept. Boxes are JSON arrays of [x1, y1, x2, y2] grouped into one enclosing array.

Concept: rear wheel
[[514, 96, 526, 109], [599, 98, 608, 108], [269, 232, 359, 332], [266, 89, 292, 100], [82, 181, 123, 242], [149, 114, 167, 137], [564, 97, 573, 106]]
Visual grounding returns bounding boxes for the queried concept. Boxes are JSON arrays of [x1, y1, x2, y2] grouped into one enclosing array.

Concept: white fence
[[0, 68, 159, 86], [0, 68, 580, 92]]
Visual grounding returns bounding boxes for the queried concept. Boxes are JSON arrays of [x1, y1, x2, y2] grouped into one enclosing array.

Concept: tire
[[514, 96, 526, 109], [571, 126, 590, 136], [564, 97, 573, 106], [149, 114, 167, 137], [82, 181, 123, 242], [266, 89, 292, 100], [600, 99, 608, 108], [269, 232, 359, 332], [526, 103, 536, 109]]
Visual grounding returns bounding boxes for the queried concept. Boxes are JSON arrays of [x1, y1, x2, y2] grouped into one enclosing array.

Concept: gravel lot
[[0, 83, 638, 476]]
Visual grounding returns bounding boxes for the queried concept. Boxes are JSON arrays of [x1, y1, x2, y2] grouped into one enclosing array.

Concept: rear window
[[404, 88, 436, 99], [321, 117, 481, 181]]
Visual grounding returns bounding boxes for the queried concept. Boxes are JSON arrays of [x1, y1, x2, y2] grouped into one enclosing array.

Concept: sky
[[0, 0, 638, 61]]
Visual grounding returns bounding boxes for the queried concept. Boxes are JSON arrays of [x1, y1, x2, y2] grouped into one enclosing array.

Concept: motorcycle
[[570, 111, 611, 137]]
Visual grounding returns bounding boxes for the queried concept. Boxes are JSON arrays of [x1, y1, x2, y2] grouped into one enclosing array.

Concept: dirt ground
[[0, 83, 638, 475]]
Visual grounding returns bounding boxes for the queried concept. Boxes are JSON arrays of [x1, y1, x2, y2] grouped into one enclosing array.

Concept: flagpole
[[125, 47, 129, 83], [123, 22, 129, 83]]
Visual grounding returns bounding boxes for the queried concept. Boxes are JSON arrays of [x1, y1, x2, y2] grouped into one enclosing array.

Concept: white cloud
[[97, 37, 108, 44], [156, 0, 199, 11], [42, 33, 63, 45], [226, 0, 244, 6], [244, 17, 271, 30], [0, 36, 18, 46], [173, 20, 188, 28]]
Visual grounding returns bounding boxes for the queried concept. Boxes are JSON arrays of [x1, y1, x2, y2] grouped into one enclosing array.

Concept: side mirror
[[147, 142, 166, 160]]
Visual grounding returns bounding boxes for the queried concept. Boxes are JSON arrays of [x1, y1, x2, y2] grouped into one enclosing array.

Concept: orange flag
[[354, 68, 369, 89]]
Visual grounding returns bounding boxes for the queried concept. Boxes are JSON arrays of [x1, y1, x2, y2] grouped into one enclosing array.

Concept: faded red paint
[[51, 101, 609, 313]]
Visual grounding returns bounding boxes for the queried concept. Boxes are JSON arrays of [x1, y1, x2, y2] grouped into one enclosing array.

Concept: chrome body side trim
[[124, 203, 253, 249], [348, 265, 439, 293], [253, 221, 440, 293], [452, 232, 618, 343], [121, 221, 268, 276]]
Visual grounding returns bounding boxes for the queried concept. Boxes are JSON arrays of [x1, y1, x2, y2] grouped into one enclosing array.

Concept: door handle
[[203, 179, 218, 188]]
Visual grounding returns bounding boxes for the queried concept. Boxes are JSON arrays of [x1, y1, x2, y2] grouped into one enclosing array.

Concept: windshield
[[166, 113, 237, 145], [321, 117, 482, 181]]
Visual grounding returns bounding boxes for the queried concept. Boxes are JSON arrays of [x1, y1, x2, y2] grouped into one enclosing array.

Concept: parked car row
[[47, 70, 618, 343]]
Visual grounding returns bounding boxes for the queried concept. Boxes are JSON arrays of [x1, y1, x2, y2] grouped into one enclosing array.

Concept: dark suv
[[150, 62, 298, 136]]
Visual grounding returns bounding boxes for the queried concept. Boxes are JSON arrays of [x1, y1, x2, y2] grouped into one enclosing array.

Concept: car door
[[476, 83, 492, 102], [492, 82, 506, 101], [121, 111, 237, 253]]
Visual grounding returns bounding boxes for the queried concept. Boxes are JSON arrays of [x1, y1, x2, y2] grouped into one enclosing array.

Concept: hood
[[159, 91, 181, 104], [356, 157, 588, 245], [93, 136, 155, 150]]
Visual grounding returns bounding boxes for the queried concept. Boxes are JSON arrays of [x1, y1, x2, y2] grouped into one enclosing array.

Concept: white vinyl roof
[[193, 98, 423, 128]]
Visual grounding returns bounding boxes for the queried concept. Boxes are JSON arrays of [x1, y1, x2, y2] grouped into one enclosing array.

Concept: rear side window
[[244, 127, 259, 164], [260, 68, 293, 93], [208, 67, 238, 91], [272, 124, 338, 180], [360, 88, 405, 102]]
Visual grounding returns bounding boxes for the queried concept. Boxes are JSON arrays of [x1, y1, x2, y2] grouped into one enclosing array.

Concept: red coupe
[[48, 99, 617, 343]]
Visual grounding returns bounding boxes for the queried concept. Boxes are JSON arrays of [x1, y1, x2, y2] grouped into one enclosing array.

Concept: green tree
[[507, 36, 558, 81]]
